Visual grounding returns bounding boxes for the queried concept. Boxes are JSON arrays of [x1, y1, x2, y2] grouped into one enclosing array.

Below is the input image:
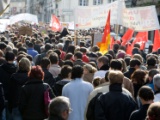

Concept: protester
[[129, 86, 154, 120], [73, 51, 85, 66], [62, 65, 93, 120], [48, 96, 71, 120], [19, 66, 55, 120], [94, 70, 136, 120], [153, 74, 160, 102]]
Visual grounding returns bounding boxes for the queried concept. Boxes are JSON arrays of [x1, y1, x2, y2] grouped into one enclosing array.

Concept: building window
[[79, 0, 88, 6], [93, 0, 103, 5]]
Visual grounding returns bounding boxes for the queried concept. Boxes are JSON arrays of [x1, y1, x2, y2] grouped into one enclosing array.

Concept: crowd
[[0, 24, 160, 120]]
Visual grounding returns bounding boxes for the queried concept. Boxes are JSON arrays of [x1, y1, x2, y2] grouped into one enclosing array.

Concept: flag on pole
[[99, 10, 111, 54], [50, 15, 61, 32], [132, 31, 148, 50], [121, 28, 134, 46], [153, 30, 160, 52], [0, 0, 10, 16]]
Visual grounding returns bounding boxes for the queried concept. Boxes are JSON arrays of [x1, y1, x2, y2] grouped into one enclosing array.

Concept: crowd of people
[[0, 24, 160, 120]]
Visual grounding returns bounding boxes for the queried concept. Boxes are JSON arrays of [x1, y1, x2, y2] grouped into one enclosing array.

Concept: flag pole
[[0, 4, 10, 16]]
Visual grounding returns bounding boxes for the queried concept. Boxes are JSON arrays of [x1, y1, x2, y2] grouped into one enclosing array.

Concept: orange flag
[[153, 30, 160, 52], [50, 15, 61, 32], [121, 29, 134, 46], [100, 10, 111, 54], [110, 36, 115, 50]]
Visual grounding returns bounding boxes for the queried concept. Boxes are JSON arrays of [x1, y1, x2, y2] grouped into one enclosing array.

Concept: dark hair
[[93, 77, 101, 87], [104, 54, 113, 64], [147, 56, 157, 66], [71, 65, 83, 79], [147, 102, 160, 120], [138, 86, 154, 101], [5, 51, 15, 61], [80, 47, 87, 53], [61, 65, 72, 79], [134, 43, 140, 49], [65, 53, 73, 60], [28, 42, 34, 48], [132, 47, 141, 55], [131, 69, 146, 85], [130, 58, 141, 68], [40, 57, 51, 68], [124, 57, 131, 66], [18, 47, 27, 53], [74, 52, 83, 59], [64, 60, 73, 67], [80, 41, 85, 47], [110, 59, 122, 70], [0, 42, 7, 50], [54, 49, 61, 57], [45, 43, 52, 52], [105, 71, 109, 82], [67, 45, 75, 54], [148, 69, 159, 78], [49, 54, 58, 64], [97, 56, 109, 65], [29, 65, 44, 80], [113, 44, 119, 52], [108, 50, 116, 59], [26, 55, 33, 61]]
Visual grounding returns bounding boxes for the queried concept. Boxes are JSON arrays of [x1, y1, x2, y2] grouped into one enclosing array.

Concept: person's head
[[27, 42, 34, 48], [49, 96, 71, 120], [61, 65, 72, 79], [153, 74, 160, 91], [138, 86, 154, 105], [113, 43, 119, 53], [118, 58, 128, 73], [29, 65, 44, 80], [92, 77, 101, 88], [146, 102, 160, 120], [124, 57, 131, 66], [129, 58, 141, 69], [108, 70, 124, 84], [71, 65, 83, 79], [97, 56, 109, 69], [65, 53, 73, 61], [110, 59, 122, 71], [80, 41, 85, 47], [67, 45, 75, 54], [131, 69, 146, 85], [74, 51, 83, 60], [49, 53, 59, 64], [147, 56, 157, 67], [132, 47, 141, 55], [83, 64, 97, 74], [91, 45, 99, 52], [63, 60, 73, 67], [40, 57, 51, 69], [18, 58, 31, 72], [57, 43, 63, 50], [45, 43, 52, 52], [108, 50, 116, 59], [148, 69, 159, 82], [104, 71, 109, 82], [5, 51, 15, 62], [132, 54, 143, 64], [0, 42, 7, 52], [80, 47, 87, 54]]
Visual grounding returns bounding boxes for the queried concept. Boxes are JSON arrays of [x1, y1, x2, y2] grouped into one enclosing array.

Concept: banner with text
[[74, 1, 125, 29], [122, 6, 160, 31]]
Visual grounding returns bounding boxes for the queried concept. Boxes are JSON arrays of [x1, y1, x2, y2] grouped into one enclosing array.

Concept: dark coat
[[9, 70, 29, 109], [129, 104, 150, 120], [19, 79, 55, 120], [124, 68, 136, 79], [0, 63, 17, 100], [0, 82, 5, 113], [43, 68, 56, 88], [95, 84, 137, 120], [73, 59, 85, 66]]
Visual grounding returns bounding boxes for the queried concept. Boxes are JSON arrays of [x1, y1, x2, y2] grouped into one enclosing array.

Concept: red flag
[[50, 15, 61, 32], [110, 36, 115, 50], [132, 31, 148, 50], [153, 30, 160, 52], [126, 43, 133, 55], [121, 29, 134, 46], [100, 10, 111, 54]]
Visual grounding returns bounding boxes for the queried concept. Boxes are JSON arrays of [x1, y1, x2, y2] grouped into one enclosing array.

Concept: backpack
[[43, 83, 51, 117], [86, 92, 102, 120]]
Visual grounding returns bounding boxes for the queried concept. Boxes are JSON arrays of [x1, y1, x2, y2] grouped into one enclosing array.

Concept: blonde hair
[[83, 64, 97, 73], [108, 70, 124, 84], [19, 57, 31, 72]]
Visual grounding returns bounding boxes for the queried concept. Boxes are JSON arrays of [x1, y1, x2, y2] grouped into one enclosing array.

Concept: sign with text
[[74, 1, 125, 29], [122, 6, 160, 31]]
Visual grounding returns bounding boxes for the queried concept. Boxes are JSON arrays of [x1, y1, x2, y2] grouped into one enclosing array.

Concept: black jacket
[[124, 68, 136, 79], [9, 70, 29, 109], [95, 84, 137, 120], [0, 82, 5, 113], [19, 79, 55, 120], [43, 68, 56, 88], [0, 63, 17, 100], [47, 115, 65, 120], [129, 104, 150, 120]]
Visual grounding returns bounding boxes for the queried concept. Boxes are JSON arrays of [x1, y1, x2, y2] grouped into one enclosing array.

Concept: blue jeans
[[12, 107, 22, 120]]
